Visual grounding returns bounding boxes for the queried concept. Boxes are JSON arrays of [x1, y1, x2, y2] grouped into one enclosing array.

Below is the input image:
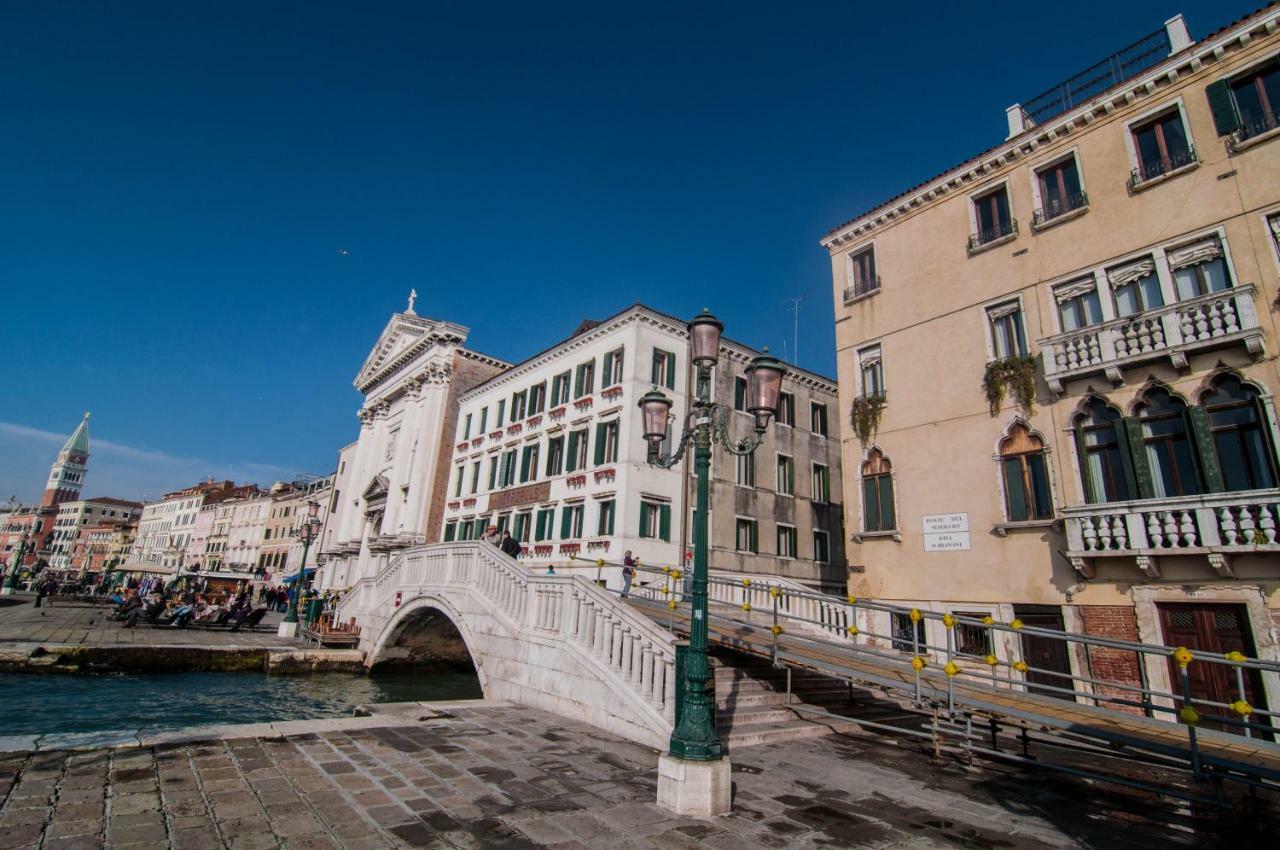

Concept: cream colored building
[[823, 10, 1280, 712]]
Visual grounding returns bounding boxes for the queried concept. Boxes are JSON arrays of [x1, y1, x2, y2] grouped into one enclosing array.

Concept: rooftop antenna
[[786, 298, 802, 365]]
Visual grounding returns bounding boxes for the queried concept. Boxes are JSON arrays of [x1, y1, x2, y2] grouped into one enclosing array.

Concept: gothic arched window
[[1136, 387, 1201, 498], [999, 425, 1053, 521], [861, 449, 896, 532], [1074, 398, 1131, 504], [1204, 375, 1277, 492]]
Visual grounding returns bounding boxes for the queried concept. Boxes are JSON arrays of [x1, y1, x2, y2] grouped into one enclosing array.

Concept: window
[[971, 185, 1015, 247], [545, 436, 565, 476], [1204, 375, 1277, 492], [733, 376, 748, 411], [953, 613, 993, 658], [639, 501, 671, 541], [776, 454, 794, 496], [597, 347, 624, 388], [565, 428, 589, 472], [736, 452, 755, 488], [534, 507, 555, 542], [487, 454, 500, 490], [1168, 236, 1232, 300], [453, 465, 464, 497], [1054, 279, 1104, 331], [594, 420, 619, 465], [986, 302, 1027, 359], [1108, 257, 1164, 317], [560, 504, 584, 539], [574, 361, 595, 398], [813, 530, 830, 563], [498, 449, 518, 488], [496, 513, 511, 535], [999, 425, 1053, 522], [512, 390, 528, 422], [846, 246, 878, 298], [596, 500, 616, 536], [551, 371, 572, 405], [776, 525, 797, 558], [1074, 399, 1132, 504], [861, 449, 895, 532], [469, 462, 481, 495], [496, 399, 506, 428], [528, 382, 547, 414], [443, 521, 457, 542], [891, 612, 925, 652], [812, 463, 830, 503], [1034, 156, 1086, 223], [651, 349, 676, 389], [735, 518, 759, 553], [1208, 59, 1280, 143], [810, 402, 828, 436], [519, 444, 540, 484], [1130, 108, 1195, 184], [1137, 388, 1201, 498], [776, 392, 795, 427], [462, 414, 473, 440], [858, 346, 884, 397], [478, 407, 488, 434]]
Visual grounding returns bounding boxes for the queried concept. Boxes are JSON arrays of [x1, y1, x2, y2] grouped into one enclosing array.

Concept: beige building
[[822, 10, 1280, 712]]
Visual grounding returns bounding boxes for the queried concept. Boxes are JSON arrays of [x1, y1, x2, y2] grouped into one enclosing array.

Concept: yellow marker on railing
[[981, 615, 994, 626], [1013, 660, 1029, 673], [668, 599, 677, 610], [1224, 650, 1247, 663], [1010, 618, 1023, 630], [1173, 646, 1194, 668], [662, 566, 671, 575], [1180, 706, 1201, 725], [741, 578, 751, 587], [596, 559, 605, 567], [846, 594, 857, 604], [984, 654, 998, 667], [770, 625, 784, 636], [911, 656, 926, 671], [846, 625, 859, 636], [672, 570, 682, 580], [942, 613, 955, 629], [661, 587, 669, 596], [1231, 699, 1253, 716], [769, 586, 782, 599], [908, 608, 921, 624], [944, 661, 960, 677], [741, 602, 751, 612]]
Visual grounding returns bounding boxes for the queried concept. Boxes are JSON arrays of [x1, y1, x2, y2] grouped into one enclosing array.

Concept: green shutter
[[734, 378, 745, 411], [566, 432, 579, 472], [639, 502, 651, 538], [749, 520, 758, 552], [1123, 417, 1155, 499], [605, 502, 615, 535], [594, 423, 607, 465], [1205, 79, 1241, 137], [659, 504, 671, 541], [574, 366, 583, 398], [444, 522, 456, 542], [1186, 406, 1224, 493], [474, 518, 487, 538], [879, 477, 896, 530], [603, 351, 614, 386], [862, 478, 879, 531], [1003, 458, 1029, 522], [664, 352, 676, 390], [1072, 424, 1097, 503], [560, 508, 571, 539], [520, 448, 531, 482]]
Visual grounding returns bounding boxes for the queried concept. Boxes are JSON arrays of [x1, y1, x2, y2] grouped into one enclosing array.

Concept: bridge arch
[[366, 594, 489, 692]]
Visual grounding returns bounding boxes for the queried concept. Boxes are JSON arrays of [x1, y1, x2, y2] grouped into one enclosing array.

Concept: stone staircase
[[711, 650, 918, 750]]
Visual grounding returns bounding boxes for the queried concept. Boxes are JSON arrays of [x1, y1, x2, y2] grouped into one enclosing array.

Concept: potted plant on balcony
[[982, 356, 1037, 417], [849, 393, 885, 445]]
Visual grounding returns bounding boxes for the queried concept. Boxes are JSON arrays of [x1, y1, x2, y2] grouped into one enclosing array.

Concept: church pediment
[[362, 474, 390, 503], [354, 311, 470, 393]]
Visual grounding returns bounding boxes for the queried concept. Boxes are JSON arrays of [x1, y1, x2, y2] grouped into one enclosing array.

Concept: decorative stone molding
[[601, 386, 624, 402], [573, 398, 594, 412]]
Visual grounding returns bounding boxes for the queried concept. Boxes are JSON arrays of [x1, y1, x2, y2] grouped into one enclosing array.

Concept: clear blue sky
[[0, 0, 1253, 501]]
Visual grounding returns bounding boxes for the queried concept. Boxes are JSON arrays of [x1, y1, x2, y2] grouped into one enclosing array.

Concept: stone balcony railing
[[1038, 285, 1264, 395], [1063, 488, 1280, 579]]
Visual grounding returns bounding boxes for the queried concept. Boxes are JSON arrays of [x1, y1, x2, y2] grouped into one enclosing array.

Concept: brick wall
[[1078, 604, 1144, 715], [423, 352, 506, 544]]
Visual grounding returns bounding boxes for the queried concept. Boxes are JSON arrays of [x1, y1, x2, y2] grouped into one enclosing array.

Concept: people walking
[[500, 531, 521, 559], [621, 551, 635, 598], [482, 526, 501, 548]]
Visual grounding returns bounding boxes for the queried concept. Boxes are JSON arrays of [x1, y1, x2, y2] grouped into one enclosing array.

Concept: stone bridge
[[334, 542, 677, 749]]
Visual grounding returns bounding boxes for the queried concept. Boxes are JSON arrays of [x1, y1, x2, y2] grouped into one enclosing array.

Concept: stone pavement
[[0, 597, 297, 651], [0, 701, 1270, 850]]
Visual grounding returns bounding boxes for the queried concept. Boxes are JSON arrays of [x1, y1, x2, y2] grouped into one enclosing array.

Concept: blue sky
[[0, 0, 1252, 501]]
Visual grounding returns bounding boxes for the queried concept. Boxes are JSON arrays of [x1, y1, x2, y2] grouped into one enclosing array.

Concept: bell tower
[[42, 413, 90, 508]]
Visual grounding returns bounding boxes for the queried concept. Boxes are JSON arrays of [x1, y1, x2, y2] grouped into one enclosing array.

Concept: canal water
[[0, 669, 482, 737]]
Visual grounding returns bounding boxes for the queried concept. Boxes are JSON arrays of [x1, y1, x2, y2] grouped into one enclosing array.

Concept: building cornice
[[819, 6, 1280, 251]]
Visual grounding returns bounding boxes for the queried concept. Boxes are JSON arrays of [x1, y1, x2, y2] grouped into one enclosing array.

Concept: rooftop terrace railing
[[1021, 28, 1171, 126]]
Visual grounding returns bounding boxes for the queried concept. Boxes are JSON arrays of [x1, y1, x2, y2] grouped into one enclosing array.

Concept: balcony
[[1037, 284, 1264, 395], [842, 276, 881, 304], [966, 219, 1018, 255], [1228, 110, 1280, 153], [1063, 489, 1280, 579], [1031, 191, 1088, 230], [1127, 145, 1198, 190]]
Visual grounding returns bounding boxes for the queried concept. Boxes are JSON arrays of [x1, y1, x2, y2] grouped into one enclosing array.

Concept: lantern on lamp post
[[639, 308, 785, 815]]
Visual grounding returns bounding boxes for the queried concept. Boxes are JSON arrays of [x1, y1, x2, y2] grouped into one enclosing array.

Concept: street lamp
[[278, 500, 321, 638], [640, 308, 785, 815], [3, 530, 30, 595]]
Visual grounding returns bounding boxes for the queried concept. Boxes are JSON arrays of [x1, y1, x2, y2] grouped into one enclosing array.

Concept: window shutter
[[603, 351, 614, 386], [879, 477, 896, 530], [734, 379, 745, 411], [566, 432, 579, 472], [574, 366, 583, 398], [1002, 458, 1029, 522], [560, 508, 571, 539], [594, 423, 607, 465], [1205, 79, 1241, 137], [474, 518, 487, 538], [1122, 418, 1155, 499], [519, 449, 530, 483], [1185, 406, 1224, 493], [749, 520, 758, 552], [862, 478, 879, 530], [444, 523, 455, 542], [664, 352, 675, 389], [639, 502, 651, 538], [1252, 396, 1280, 486], [659, 504, 671, 541]]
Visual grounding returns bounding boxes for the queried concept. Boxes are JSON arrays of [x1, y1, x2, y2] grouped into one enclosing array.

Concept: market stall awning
[[116, 562, 177, 575], [281, 568, 316, 585]]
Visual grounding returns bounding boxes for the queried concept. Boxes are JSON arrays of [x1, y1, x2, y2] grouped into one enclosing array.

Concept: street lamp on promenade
[[638, 309, 785, 815], [2, 531, 31, 595], [278, 500, 321, 638]]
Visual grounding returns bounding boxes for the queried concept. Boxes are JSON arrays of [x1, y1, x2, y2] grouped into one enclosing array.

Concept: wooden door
[[1157, 603, 1270, 737], [1014, 606, 1075, 700]]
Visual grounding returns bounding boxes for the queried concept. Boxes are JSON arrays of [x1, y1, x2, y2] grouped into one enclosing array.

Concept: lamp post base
[[656, 754, 732, 816], [277, 621, 300, 638]]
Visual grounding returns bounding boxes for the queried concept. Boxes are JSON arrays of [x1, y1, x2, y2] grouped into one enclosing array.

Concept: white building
[[47, 498, 141, 571], [125, 481, 259, 575], [319, 298, 508, 590]]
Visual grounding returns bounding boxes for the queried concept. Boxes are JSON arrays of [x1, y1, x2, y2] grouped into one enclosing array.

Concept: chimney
[[1165, 14, 1192, 54]]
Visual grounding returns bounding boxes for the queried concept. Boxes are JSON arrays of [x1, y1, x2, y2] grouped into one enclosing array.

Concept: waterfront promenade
[[0, 701, 1268, 850]]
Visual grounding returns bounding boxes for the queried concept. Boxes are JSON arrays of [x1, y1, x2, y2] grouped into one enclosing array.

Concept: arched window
[[999, 425, 1053, 521], [861, 450, 896, 532], [1136, 387, 1201, 498], [1074, 398, 1131, 504], [1204, 375, 1277, 492]]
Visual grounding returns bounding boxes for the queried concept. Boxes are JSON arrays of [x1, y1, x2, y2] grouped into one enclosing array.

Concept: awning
[[281, 568, 316, 585], [116, 562, 176, 575]]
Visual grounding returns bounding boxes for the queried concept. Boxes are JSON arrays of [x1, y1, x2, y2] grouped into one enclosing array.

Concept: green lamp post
[[639, 309, 785, 813], [4, 531, 31, 594], [278, 500, 321, 638]]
